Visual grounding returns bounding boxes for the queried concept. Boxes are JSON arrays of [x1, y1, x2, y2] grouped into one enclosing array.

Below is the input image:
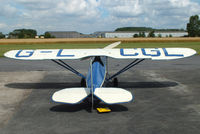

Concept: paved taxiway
[[0, 56, 200, 134]]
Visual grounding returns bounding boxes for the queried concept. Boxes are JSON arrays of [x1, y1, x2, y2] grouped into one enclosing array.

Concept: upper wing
[[4, 48, 196, 60]]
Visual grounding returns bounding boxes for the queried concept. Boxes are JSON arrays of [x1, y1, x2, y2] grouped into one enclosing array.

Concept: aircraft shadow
[[117, 81, 178, 88], [50, 103, 128, 113], [5, 82, 81, 89], [5, 81, 178, 90]]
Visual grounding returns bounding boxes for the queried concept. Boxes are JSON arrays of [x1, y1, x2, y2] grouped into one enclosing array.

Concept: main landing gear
[[81, 78, 86, 87], [112, 78, 118, 87]]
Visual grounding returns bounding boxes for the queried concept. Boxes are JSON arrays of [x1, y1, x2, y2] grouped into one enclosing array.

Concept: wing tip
[[4, 50, 13, 59]]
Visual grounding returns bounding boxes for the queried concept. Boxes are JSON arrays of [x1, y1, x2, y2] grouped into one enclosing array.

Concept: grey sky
[[0, 0, 200, 34]]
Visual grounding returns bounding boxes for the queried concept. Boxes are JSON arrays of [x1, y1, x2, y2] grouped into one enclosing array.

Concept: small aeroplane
[[4, 42, 196, 111]]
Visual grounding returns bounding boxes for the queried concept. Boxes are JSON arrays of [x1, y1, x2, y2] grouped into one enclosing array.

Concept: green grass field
[[0, 42, 200, 57]]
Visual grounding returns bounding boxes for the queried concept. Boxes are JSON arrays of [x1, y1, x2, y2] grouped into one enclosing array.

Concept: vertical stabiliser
[[103, 41, 121, 49], [86, 57, 107, 111]]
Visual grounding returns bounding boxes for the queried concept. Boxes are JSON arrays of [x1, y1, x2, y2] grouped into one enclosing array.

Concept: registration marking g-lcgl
[[120, 48, 184, 57]]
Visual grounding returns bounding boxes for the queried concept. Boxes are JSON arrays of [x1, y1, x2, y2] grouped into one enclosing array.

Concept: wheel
[[84, 95, 101, 108], [81, 78, 86, 87], [113, 78, 118, 87]]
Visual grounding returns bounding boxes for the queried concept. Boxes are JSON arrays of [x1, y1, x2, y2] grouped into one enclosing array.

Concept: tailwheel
[[84, 95, 101, 109], [81, 78, 86, 87], [93, 99, 101, 108], [113, 78, 118, 87]]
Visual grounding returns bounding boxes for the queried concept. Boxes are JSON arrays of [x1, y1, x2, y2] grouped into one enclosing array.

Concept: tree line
[[0, 29, 54, 39], [131, 31, 173, 38], [115, 27, 185, 32], [9, 29, 37, 39]]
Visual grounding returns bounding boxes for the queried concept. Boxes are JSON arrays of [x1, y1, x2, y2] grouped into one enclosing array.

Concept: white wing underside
[[4, 48, 196, 60]]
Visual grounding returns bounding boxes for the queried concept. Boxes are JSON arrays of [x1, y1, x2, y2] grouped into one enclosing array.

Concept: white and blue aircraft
[[4, 42, 196, 110]]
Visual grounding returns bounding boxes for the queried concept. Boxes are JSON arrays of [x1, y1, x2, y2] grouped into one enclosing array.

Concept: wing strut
[[107, 59, 145, 81], [90, 58, 94, 111], [52, 60, 86, 79]]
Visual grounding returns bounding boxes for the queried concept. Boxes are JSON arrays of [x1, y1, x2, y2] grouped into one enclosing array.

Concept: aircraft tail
[[52, 87, 133, 105], [94, 88, 133, 104], [52, 88, 90, 104]]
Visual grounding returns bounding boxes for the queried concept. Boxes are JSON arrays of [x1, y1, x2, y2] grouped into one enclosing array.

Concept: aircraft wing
[[4, 48, 196, 60]]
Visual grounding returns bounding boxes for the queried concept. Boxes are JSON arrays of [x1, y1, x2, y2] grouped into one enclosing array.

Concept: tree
[[9, 29, 37, 38], [115, 27, 153, 32], [133, 34, 139, 38], [44, 32, 55, 38], [148, 31, 155, 37], [44, 32, 51, 38], [139, 32, 146, 37], [0, 32, 5, 39], [158, 34, 162, 38], [187, 15, 200, 37]]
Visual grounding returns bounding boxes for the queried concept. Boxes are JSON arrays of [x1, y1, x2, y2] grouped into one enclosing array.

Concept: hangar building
[[104, 31, 188, 38], [47, 31, 81, 38]]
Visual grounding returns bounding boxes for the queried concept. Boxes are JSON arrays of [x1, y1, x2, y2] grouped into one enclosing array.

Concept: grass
[[0, 42, 200, 57]]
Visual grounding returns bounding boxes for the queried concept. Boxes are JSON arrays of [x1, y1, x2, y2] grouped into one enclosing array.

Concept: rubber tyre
[[81, 78, 86, 87], [113, 78, 118, 87]]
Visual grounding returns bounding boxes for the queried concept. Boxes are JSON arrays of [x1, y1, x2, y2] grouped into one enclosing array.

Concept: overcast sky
[[0, 0, 200, 34]]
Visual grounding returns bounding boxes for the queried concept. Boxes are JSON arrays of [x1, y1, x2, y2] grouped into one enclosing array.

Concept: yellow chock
[[96, 107, 111, 113]]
